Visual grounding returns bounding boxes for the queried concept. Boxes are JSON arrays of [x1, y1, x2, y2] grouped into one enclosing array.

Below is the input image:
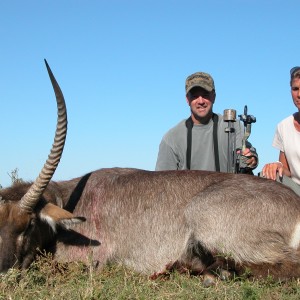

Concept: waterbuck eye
[[23, 218, 36, 235]]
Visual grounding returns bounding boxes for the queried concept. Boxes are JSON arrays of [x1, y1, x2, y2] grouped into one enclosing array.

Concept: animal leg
[[242, 260, 300, 281], [150, 238, 215, 281]]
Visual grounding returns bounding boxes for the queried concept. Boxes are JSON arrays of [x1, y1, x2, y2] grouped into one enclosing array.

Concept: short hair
[[290, 67, 300, 86]]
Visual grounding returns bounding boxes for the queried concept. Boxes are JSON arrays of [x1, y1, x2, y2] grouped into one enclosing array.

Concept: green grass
[[1, 256, 300, 300]]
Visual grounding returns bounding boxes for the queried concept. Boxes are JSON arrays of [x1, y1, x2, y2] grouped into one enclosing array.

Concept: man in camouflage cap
[[155, 71, 258, 173]]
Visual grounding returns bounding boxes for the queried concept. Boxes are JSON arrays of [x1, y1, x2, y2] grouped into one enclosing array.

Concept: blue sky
[[0, 0, 299, 187]]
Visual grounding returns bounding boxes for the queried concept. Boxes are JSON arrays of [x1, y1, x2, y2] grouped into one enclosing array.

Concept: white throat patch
[[290, 222, 300, 249]]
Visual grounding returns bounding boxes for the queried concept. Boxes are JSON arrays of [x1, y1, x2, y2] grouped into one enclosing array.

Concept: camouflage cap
[[185, 72, 215, 94]]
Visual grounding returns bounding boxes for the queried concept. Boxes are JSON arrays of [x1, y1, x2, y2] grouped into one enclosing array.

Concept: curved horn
[[19, 59, 68, 212]]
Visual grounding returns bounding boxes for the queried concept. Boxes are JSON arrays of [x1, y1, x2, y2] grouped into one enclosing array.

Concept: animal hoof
[[202, 274, 216, 287], [219, 269, 232, 281]]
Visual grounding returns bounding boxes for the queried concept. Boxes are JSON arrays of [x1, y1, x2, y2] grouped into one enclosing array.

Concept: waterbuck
[[1, 61, 300, 285]]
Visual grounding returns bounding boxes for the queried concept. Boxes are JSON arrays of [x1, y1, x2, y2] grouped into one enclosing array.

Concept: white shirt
[[273, 114, 300, 185]]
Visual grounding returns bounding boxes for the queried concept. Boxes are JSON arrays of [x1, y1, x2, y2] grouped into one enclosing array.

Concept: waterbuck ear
[[39, 202, 86, 231]]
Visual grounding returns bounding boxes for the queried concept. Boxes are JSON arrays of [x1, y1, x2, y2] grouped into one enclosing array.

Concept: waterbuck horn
[[19, 59, 68, 212]]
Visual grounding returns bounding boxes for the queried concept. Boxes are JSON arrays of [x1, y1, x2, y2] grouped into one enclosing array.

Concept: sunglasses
[[290, 66, 300, 77]]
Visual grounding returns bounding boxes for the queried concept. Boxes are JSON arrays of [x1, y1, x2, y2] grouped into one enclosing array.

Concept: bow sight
[[224, 105, 256, 174]]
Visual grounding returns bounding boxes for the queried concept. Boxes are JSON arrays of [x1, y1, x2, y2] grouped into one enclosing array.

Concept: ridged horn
[[19, 59, 67, 212]]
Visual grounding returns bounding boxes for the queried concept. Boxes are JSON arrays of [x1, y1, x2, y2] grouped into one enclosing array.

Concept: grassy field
[[1, 256, 300, 300]]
